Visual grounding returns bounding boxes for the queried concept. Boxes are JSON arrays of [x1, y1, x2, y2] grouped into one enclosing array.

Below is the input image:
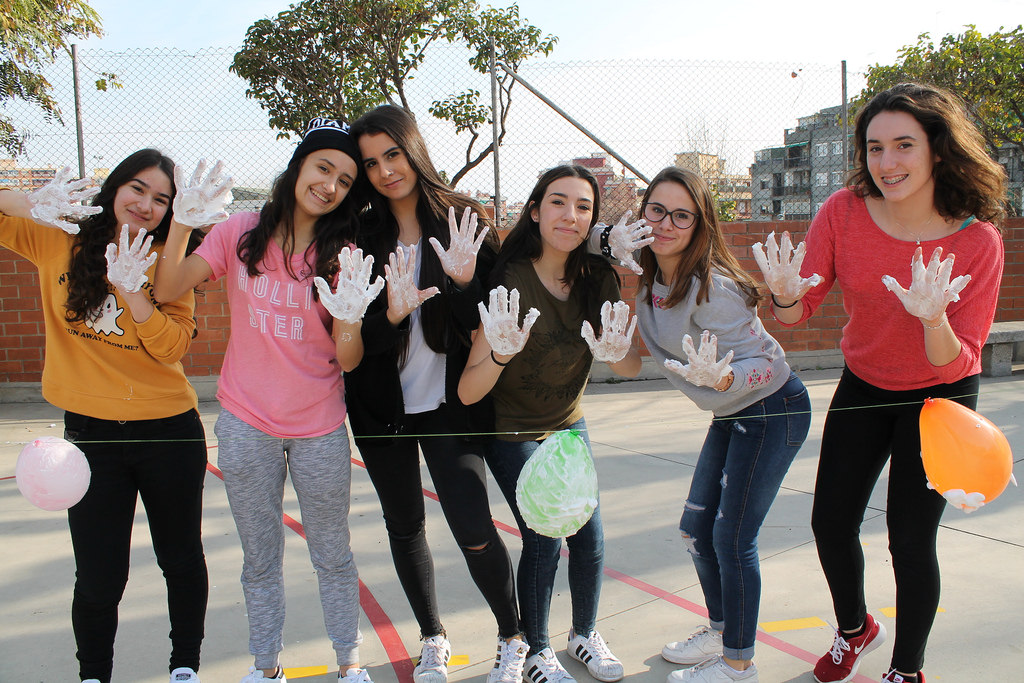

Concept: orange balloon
[[919, 397, 1014, 510]]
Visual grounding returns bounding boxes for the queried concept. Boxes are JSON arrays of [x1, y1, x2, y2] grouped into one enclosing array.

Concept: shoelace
[[532, 652, 570, 681], [683, 626, 714, 646], [496, 642, 527, 680], [583, 632, 616, 662], [828, 632, 851, 664], [420, 637, 448, 669]]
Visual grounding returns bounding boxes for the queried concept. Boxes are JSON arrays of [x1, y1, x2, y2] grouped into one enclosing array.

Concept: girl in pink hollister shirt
[[155, 119, 373, 683]]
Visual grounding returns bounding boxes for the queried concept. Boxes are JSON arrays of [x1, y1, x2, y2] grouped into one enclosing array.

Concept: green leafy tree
[[231, 0, 556, 187], [858, 25, 1024, 157], [1, 0, 109, 156]]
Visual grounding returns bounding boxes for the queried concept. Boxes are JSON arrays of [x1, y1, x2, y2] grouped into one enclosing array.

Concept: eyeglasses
[[642, 202, 697, 230]]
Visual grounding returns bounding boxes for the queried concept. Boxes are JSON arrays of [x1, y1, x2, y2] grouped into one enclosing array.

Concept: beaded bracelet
[[921, 315, 947, 330], [599, 225, 613, 258]]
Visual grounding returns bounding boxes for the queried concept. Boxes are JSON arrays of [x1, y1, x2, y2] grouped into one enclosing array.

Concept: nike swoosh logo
[[854, 643, 867, 654]]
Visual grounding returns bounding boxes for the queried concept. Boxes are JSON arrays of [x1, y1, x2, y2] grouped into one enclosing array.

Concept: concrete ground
[[2, 367, 1022, 683]]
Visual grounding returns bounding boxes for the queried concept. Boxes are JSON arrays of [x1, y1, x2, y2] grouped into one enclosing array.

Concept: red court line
[[367, 462, 875, 683], [206, 461, 413, 681]]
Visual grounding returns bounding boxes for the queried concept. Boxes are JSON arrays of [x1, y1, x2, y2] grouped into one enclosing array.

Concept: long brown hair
[[351, 104, 498, 354], [65, 149, 190, 323], [235, 149, 364, 290], [637, 166, 762, 309], [849, 82, 1007, 225], [493, 164, 614, 328]]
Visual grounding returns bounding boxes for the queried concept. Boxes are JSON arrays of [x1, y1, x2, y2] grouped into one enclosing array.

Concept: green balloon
[[515, 429, 599, 538]]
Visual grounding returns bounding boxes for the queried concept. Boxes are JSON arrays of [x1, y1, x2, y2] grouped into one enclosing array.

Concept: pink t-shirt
[[195, 212, 346, 437], [783, 188, 1003, 391]]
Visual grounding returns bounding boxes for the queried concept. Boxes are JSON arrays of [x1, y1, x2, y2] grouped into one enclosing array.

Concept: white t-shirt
[[397, 239, 445, 414]]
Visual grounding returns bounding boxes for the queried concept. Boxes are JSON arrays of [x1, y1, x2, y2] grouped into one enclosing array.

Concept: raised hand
[[27, 166, 102, 234], [478, 285, 540, 356], [428, 206, 490, 284], [603, 210, 653, 275], [581, 300, 637, 363], [882, 246, 971, 322], [313, 247, 386, 323], [751, 231, 823, 300], [172, 159, 234, 228], [105, 224, 157, 293], [664, 330, 735, 388], [384, 244, 440, 322]]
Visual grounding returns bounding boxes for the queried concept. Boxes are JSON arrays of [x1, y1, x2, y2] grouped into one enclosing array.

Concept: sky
[[80, 0, 1020, 71]]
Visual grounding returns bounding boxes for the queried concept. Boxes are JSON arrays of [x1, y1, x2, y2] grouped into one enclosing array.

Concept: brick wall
[[3, 218, 1023, 383]]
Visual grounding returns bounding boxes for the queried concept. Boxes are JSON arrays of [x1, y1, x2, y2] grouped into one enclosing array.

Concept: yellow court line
[[880, 606, 945, 618], [759, 616, 828, 633], [283, 665, 329, 678]]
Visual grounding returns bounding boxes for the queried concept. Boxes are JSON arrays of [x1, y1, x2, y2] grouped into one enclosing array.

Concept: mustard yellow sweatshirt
[[1, 215, 198, 420]]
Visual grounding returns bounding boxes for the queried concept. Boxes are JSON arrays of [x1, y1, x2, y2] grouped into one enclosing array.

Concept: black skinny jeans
[[811, 368, 979, 673], [357, 404, 520, 639], [64, 409, 209, 683]]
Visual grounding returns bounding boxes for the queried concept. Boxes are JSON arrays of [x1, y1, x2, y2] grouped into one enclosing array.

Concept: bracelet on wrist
[[490, 349, 511, 367], [716, 372, 735, 392], [599, 225, 613, 258], [921, 314, 947, 330], [771, 294, 799, 309]]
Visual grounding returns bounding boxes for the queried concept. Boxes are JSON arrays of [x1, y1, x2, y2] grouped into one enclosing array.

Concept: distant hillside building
[[569, 153, 645, 223], [749, 105, 852, 221], [0, 159, 58, 191], [674, 152, 752, 220]]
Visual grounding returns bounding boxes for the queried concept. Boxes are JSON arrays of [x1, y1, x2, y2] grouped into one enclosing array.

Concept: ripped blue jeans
[[680, 373, 810, 660]]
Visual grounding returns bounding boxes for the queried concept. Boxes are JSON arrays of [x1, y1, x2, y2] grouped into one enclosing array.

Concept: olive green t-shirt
[[492, 258, 620, 442]]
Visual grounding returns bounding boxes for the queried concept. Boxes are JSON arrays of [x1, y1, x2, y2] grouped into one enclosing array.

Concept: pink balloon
[[16, 436, 91, 511]]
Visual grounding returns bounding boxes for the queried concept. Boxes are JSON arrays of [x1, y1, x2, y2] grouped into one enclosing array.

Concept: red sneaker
[[813, 613, 887, 683], [881, 670, 924, 683]]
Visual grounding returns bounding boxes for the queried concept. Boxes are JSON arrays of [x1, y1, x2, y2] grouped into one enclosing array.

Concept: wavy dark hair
[[848, 82, 1007, 225], [492, 164, 614, 328], [65, 149, 194, 323], [236, 147, 365, 289], [637, 166, 762, 309], [351, 104, 498, 354]]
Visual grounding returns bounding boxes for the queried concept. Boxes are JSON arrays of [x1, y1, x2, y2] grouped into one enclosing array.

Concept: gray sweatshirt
[[635, 272, 791, 416]]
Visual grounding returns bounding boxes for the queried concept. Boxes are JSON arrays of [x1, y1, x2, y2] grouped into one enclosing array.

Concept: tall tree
[[231, 0, 556, 187], [1, 0, 106, 156], [858, 25, 1024, 158]]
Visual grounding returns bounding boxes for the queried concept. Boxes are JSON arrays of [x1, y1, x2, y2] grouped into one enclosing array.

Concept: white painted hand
[[172, 159, 234, 228], [581, 300, 637, 363], [428, 206, 489, 284], [664, 330, 735, 388], [751, 231, 823, 300], [384, 244, 440, 321], [104, 224, 157, 293], [27, 166, 102, 234], [882, 246, 971, 322], [604, 211, 653, 275], [478, 285, 540, 356], [313, 247, 385, 323]]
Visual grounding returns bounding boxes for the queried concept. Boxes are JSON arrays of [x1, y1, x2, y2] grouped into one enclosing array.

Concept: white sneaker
[[667, 656, 758, 682], [171, 667, 200, 682], [525, 647, 577, 682], [240, 666, 287, 683], [82, 680, 102, 682], [662, 626, 724, 665], [487, 636, 528, 683], [340, 668, 373, 682], [413, 634, 451, 683], [567, 630, 624, 682]]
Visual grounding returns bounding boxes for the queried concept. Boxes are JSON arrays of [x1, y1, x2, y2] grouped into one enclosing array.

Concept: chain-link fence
[[4, 43, 865, 223]]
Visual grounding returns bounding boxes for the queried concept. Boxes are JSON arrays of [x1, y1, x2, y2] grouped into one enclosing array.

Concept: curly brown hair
[[848, 82, 1007, 225]]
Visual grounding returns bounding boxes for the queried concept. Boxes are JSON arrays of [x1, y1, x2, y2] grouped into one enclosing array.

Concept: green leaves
[[230, 0, 557, 185], [1, 0, 105, 156], [860, 25, 1024, 156]]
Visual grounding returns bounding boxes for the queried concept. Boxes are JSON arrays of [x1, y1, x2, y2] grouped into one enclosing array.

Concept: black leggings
[[64, 408, 209, 683], [357, 404, 520, 638], [811, 368, 979, 673]]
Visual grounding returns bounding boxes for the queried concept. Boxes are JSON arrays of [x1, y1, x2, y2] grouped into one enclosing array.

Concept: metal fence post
[[489, 38, 502, 229], [71, 44, 86, 178]]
